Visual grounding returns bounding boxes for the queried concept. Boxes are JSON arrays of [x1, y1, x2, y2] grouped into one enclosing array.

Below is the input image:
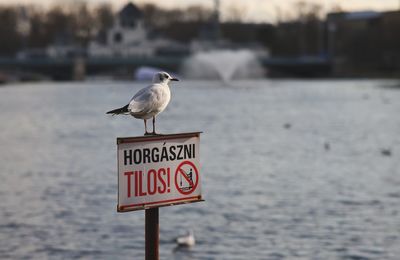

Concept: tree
[[71, 3, 95, 47], [0, 7, 20, 56], [95, 3, 114, 31], [45, 6, 72, 45], [225, 4, 246, 22]]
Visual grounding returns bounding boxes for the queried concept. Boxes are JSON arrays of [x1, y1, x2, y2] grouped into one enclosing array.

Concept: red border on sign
[[175, 160, 199, 195], [119, 195, 201, 210]]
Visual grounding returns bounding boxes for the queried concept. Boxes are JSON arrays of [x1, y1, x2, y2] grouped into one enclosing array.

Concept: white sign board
[[117, 132, 202, 212]]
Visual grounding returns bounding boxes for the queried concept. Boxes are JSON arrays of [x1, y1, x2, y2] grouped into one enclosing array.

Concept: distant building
[[89, 3, 152, 57], [89, 2, 188, 58], [327, 10, 400, 76]]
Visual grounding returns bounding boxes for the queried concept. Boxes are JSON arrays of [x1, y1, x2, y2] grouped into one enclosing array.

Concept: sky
[[0, 0, 399, 22]]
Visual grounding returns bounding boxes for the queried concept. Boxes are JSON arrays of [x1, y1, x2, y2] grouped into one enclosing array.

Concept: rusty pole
[[145, 207, 159, 260]]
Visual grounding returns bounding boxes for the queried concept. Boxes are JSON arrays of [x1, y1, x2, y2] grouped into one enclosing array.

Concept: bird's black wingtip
[[106, 104, 129, 115]]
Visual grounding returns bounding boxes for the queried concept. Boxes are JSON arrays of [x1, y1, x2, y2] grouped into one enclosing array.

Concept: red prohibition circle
[[174, 160, 199, 195]]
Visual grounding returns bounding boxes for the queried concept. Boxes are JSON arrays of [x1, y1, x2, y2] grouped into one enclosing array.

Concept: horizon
[[0, 0, 398, 22]]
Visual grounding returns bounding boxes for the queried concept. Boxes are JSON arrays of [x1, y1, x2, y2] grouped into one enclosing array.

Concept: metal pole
[[145, 207, 159, 260]]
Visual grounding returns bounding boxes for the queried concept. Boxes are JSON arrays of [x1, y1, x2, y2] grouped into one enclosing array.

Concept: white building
[[89, 3, 155, 57]]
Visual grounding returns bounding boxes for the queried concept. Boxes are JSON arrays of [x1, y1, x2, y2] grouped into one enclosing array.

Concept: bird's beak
[[170, 78, 179, 81]]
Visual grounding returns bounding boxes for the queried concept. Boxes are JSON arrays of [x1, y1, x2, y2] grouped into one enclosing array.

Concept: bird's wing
[[132, 85, 153, 101], [128, 84, 163, 115]]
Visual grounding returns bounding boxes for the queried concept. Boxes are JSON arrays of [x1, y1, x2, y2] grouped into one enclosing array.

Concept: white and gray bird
[[176, 230, 195, 247], [106, 71, 179, 135]]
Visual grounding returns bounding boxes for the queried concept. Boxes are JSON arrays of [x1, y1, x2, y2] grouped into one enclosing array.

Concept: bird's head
[[153, 71, 179, 84]]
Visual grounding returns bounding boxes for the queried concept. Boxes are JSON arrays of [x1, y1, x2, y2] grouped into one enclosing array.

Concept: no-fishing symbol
[[175, 161, 199, 195]]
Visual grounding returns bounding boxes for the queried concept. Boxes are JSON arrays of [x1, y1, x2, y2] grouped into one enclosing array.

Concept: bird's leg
[[144, 119, 149, 135], [152, 116, 156, 134]]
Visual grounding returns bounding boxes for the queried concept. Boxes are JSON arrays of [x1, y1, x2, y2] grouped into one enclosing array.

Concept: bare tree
[[225, 4, 246, 22], [95, 3, 114, 31], [0, 7, 20, 56]]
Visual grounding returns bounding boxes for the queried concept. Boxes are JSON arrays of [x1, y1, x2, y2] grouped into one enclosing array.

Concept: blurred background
[[0, 0, 399, 259], [0, 0, 399, 80]]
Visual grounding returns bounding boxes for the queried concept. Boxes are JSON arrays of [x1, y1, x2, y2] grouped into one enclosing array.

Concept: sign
[[117, 132, 202, 212]]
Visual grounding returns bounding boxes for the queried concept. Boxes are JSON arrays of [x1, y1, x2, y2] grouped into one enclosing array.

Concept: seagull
[[106, 71, 179, 135], [176, 230, 195, 247]]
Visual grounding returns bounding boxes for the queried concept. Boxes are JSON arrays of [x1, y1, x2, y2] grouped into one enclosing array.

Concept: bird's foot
[[151, 131, 163, 136]]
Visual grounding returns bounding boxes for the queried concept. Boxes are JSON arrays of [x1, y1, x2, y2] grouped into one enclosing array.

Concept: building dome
[[118, 2, 143, 28]]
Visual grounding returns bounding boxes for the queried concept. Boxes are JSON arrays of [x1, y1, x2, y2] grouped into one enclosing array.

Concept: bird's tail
[[106, 104, 129, 115]]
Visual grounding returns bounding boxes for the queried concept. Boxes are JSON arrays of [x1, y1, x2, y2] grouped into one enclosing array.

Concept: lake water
[[0, 79, 400, 260]]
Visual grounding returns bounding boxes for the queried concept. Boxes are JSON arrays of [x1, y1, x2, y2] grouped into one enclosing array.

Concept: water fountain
[[181, 49, 266, 82]]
